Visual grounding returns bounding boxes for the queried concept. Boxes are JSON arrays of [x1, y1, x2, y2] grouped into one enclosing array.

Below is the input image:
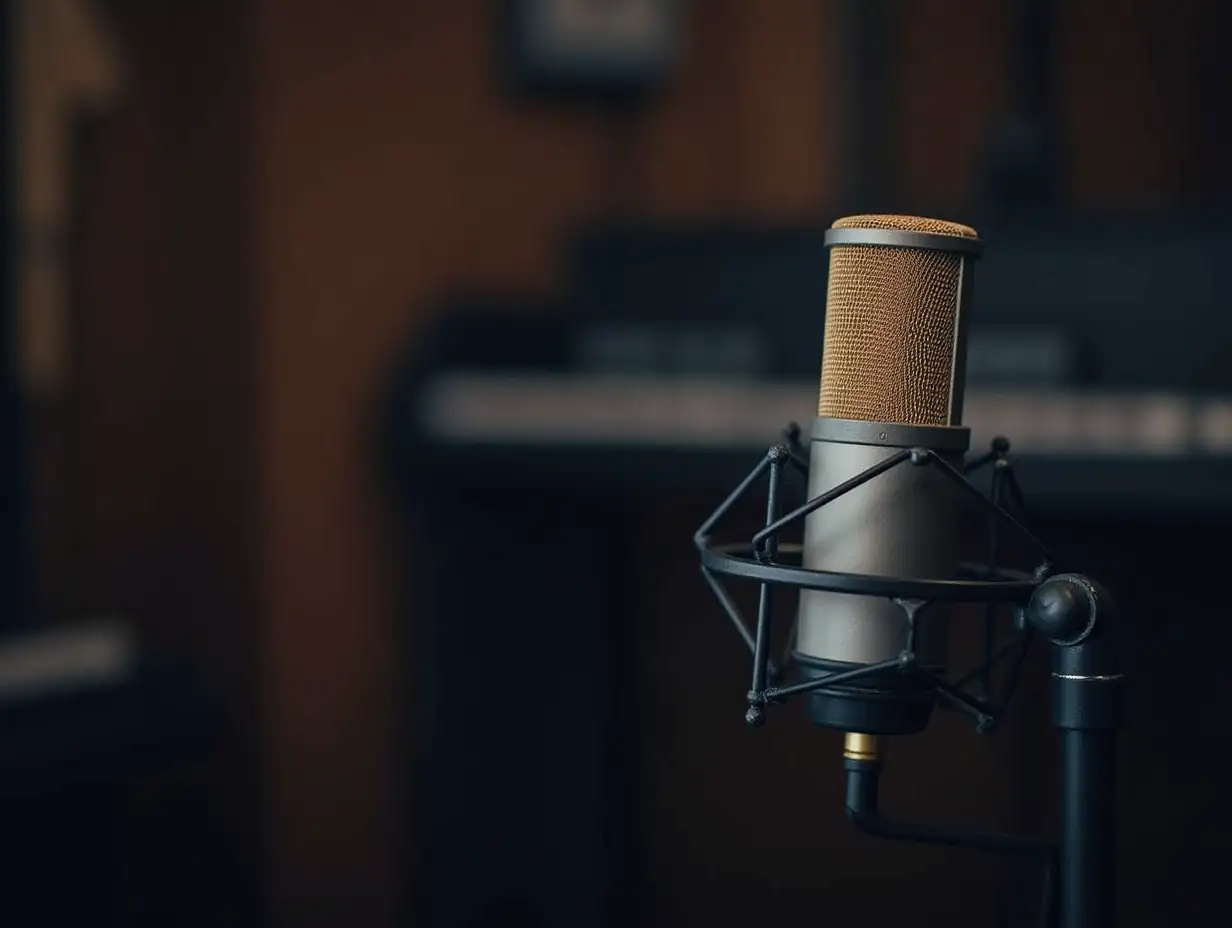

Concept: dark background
[[5, 1, 1231, 926]]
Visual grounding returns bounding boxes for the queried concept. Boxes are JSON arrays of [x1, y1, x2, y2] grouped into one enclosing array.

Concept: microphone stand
[[694, 430, 1124, 928], [840, 582, 1122, 928], [1034, 575, 1123, 928]]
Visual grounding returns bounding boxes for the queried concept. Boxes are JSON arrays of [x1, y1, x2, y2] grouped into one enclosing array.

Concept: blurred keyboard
[[421, 372, 1232, 459], [400, 210, 1232, 514]]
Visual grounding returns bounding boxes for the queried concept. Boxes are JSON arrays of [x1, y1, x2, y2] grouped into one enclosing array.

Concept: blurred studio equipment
[[3, 3, 216, 923], [503, 0, 680, 100], [694, 214, 1122, 928], [399, 2, 1220, 926]]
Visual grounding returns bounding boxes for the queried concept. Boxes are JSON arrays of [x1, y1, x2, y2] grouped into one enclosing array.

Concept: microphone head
[[820, 214, 981, 426], [794, 215, 982, 736]]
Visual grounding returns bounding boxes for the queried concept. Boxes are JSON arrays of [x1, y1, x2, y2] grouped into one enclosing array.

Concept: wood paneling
[[251, 2, 836, 922], [637, 0, 833, 218], [1057, 0, 1208, 206], [251, 2, 601, 921], [55, 1, 263, 924], [897, 0, 1011, 210]]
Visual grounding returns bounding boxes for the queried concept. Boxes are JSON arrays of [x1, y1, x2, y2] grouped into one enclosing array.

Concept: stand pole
[[1030, 574, 1124, 928], [1058, 728, 1117, 928]]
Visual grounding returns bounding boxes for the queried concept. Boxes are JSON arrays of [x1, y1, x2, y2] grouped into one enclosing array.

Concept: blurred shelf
[[0, 654, 217, 797]]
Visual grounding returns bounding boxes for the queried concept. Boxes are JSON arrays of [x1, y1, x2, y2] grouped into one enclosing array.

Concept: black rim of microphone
[[693, 425, 1053, 735]]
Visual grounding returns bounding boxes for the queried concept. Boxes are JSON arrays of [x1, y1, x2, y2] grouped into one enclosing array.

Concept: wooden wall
[[36, 1, 262, 923], [40, 0, 1228, 925], [251, 2, 831, 923]]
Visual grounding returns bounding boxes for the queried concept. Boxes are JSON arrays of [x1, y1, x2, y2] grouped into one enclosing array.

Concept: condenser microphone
[[693, 213, 1122, 928], [794, 214, 982, 736]]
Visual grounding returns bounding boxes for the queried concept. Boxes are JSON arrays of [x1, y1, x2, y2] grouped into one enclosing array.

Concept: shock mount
[[694, 424, 1123, 928]]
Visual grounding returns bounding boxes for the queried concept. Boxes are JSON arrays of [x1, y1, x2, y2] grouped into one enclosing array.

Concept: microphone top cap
[[831, 214, 979, 239]]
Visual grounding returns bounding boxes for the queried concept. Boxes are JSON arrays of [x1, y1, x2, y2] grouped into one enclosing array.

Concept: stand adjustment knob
[[1026, 576, 1095, 645]]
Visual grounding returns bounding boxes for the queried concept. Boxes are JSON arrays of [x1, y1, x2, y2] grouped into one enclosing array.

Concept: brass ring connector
[[843, 731, 881, 763]]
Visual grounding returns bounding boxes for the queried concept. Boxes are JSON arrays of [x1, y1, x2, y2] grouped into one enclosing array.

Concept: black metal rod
[[701, 545, 1038, 602], [964, 436, 1011, 474], [1004, 462, 1028, 513], [963, 447, 998, 473], [700, 566, 756, 654], [844, 760, 1056, 928], [932, 676, 991, 725], [750, 585, 774, 694], [762, 456, 783, 563], [763, 657, 901, 701], [988, 630, 1033, 724], [751, 448, 911, 553], [693, 455, 771, 549], [844, 761, 1055, 859], [1025, 574, 1123, 928], [1059, 729, 1117, 928], [950, 633, 1027, 690], [981, 464, 1005, 698], [928, 451, 1054, 561], [782, 424, 810, 475], [749, 458, 784, 697]]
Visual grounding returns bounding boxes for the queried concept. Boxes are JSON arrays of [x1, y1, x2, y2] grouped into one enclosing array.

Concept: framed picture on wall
[[502, 0, 682, 99]]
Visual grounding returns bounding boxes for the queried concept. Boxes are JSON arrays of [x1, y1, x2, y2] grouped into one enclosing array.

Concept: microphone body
[[795, 215, 981, 735]]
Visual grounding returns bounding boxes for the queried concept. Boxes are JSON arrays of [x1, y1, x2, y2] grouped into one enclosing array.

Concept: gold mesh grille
[[819, 214, 978, 425], [831, 214, 978, 237]]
